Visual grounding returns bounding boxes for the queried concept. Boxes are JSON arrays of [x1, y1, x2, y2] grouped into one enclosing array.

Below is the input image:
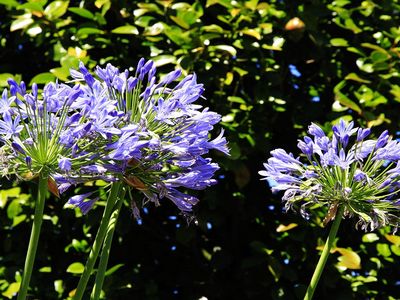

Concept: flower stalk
[[73, 182, 122, 300], [90, 188, 126, 300], [17, 175, 48, 300], [304, 205, 344, 300]]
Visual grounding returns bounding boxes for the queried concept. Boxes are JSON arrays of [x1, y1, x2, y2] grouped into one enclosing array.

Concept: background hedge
[[1, 0, 400, 299]]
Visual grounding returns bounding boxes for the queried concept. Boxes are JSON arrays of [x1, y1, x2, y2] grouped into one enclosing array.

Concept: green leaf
[[0, 73, 15, 87], [50, 67, 70, 81], [245, 0, 258, 10], [391, 245, 400, 256], [111, 25, 139, 35], [202, 24, 224, 33], [10, 14, 34, 31], [334, 81, 362, 114], [330, 38, 349, 47], [335, 248, 361, 270], [12, 214, 27, 227], [30, 72, 56, 85], [221, 113, 235, 123], [26, 24, 43, 37], [390, 85, 400, 102], [356, 58, 374, 73], [250, 241, 273, 255], [66, 262, 84, 274], [7, 200, 22, 219], [241, 28, 261, 40], [228, 96, 246, 104], [68, 7, 94, 19], [361, 42, 388, 53], [18, 2, 44, 12], [2, 282, 20, 299], [95, 0, 111, 15], [44, 1, 69, 20], [135, 16, 156, 28], [105, 264, 124, 276], [376, 243, 391, 257], [267, 256, 282, 282], [385, 235, 400, 247], [0, 0, 19, 7], [76, 27, 104, 37], [201, 248, 212, 261], [170, 16, 190, 29], [344, 73, 371, 83], [233, 67, 248, 77], [370, 50, 389, 63], [152, 55, 176, 67], [164, 25, 191, 46], [362, 233, 379, 243], [54, 279, 64, 295], [0, 187, 21, 208], [208, 45, 237, 57], [206, 0, 232, 8], [276, 223, 298, 232], [39, 266, 52, 273]]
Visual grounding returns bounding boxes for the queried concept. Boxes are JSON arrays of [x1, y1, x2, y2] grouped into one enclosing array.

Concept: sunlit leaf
[[330, 38, 349, 47], [170, 16, 190, 29], [10, 14, 34, 31], [206, 0, 232, 8], [241, 28, 261, 40], [68, 7, 94, 19], [26, 24, 43, 36], [152, 55, 176, 67], [335, 248, 361, 270], [76, 27, 104, 37], [111, 25, 139, 35], [228, 96, 246, 104], [54, 280, 64, 295], [201, 248, 212, 261], [376, 243, 391, 257], [334, 81, 362, 114], [208, 45, 237, 57], [0, 0, 19, 6], [66, 262, 85, 274], [345, 73, 371, 83], [105, 264, 124, 276], [7, 200, 22, 219], [385, 235, 400, 246], [12, 215, 27, 227], [29, 72, 56, 85], [276, 223, 298, 232], [44, 1, 69, 20], [39, 266, 52, 273], [0, 187, 21, 208], [2, 282, 20, 299], [362, 233, 379, 243]]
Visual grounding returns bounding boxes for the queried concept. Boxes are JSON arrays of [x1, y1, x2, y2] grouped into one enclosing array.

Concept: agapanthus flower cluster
[[260, 119, 400, 231], [0, 79, 117, 193], [0, 59, 228, 218], [63, 59, 229, 218]]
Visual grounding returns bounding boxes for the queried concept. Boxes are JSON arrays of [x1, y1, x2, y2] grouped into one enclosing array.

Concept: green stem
[[303, 205, 345, 300], [73, 182, 122, 300], [90, 188, 125, 300], [17, 176, 48, 300]]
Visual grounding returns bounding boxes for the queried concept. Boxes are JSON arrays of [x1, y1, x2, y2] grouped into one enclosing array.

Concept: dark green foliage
[[1, 0, 400, 299]]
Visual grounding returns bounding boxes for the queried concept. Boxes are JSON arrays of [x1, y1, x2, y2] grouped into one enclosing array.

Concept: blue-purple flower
[[260, 119, 400, 231], [0, 78, 122, 194], [64, 60, 229, 217]]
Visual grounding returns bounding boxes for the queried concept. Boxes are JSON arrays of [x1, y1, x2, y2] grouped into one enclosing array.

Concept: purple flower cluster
[[0, 59, 228, 218], [0, 80, 114, 184], [260, 119, 400, 231]]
